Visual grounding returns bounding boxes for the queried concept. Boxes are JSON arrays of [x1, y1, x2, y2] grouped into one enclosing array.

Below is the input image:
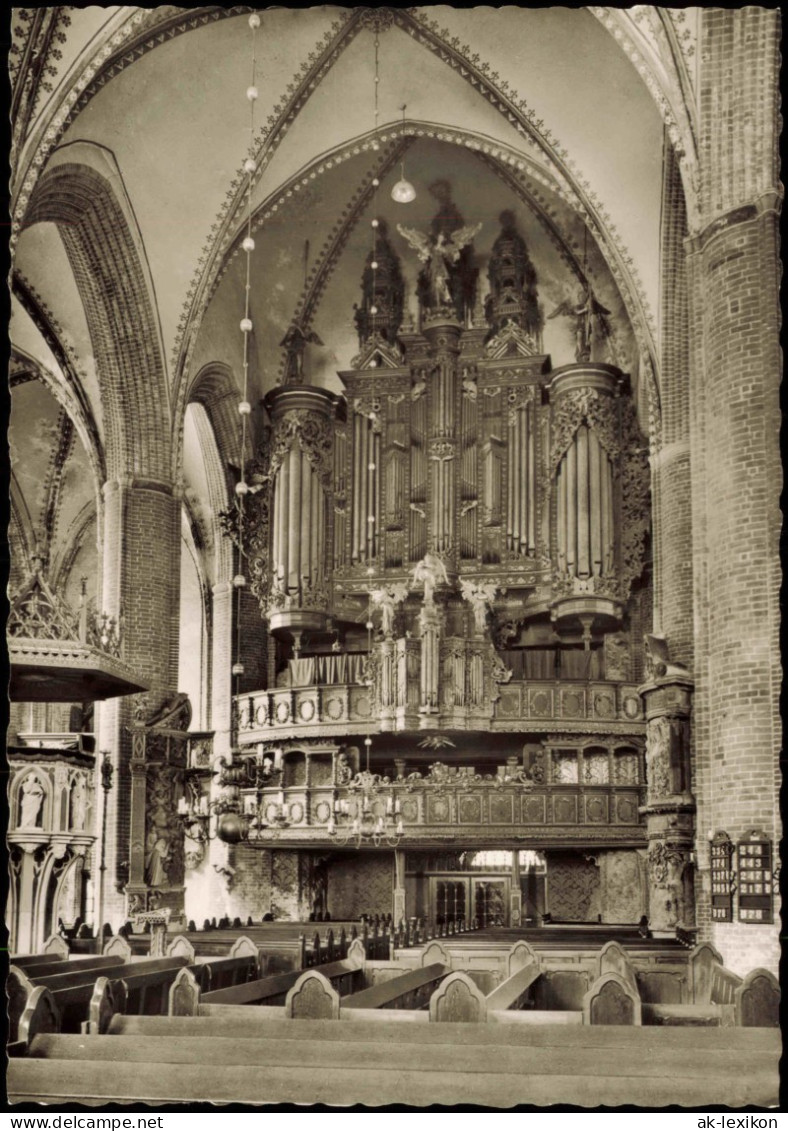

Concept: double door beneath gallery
[[430, 875, 510, 927]]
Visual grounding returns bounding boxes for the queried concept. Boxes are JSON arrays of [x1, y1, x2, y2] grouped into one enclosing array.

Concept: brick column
[[686, 7, 781, 973], [94, 479, 181, 925]]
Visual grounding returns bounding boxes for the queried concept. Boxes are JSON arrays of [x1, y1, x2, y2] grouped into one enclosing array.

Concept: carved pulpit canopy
[[8, 566, 148, 702]]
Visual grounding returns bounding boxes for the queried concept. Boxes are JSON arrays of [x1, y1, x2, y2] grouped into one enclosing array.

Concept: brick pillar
[[95, 479, 181, 925], [686, 8, 780, 973]]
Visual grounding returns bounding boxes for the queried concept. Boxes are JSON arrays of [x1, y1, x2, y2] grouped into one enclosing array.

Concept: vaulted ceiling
[[10, 5, 701, 555]]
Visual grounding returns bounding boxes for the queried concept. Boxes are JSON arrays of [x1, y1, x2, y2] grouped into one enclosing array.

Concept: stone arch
[[22, 141, 170, 484], [9, 338, 105, 490], [49, 499, 98, 596]]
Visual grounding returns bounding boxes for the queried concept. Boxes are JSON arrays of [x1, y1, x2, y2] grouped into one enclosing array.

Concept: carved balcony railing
[[235, 678, 644, 742], [491, 680, 644, 730], [233, 776, 647, 847]]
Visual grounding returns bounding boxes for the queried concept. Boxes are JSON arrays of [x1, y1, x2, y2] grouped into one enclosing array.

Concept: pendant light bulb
[[391, 107, 416, 203], [391, 178, 416, 204]]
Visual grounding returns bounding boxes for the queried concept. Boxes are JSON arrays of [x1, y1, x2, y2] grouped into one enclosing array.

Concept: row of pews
[[8, 934, 779, 1107]]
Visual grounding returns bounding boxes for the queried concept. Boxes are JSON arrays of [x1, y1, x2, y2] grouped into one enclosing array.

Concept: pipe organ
[[251, 209, 650, 729]]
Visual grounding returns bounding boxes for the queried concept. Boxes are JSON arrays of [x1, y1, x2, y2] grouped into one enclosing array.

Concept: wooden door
[[429, 877, 469, 926], [473, 877, 509, 927]]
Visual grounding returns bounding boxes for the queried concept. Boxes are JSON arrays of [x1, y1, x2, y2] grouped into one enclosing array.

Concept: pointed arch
[[22, 141, 170, 484]]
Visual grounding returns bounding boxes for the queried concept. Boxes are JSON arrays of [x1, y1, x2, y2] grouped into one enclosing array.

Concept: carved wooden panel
[[615, 793, 639, 824], [421, 940, 451, 968], [552, 794, 578, 823], [489, 792, 514, 824], [584, 792, 608, 823], [426, 794, 452, 824], [458, 794, 482, 824], [560, 687, 586, 718], [636, 970, 684, 1005], [522, 793, 546, 823], [534, 970, 588, 1011], [507, 939, 538, 976], [528, 686, 554, 717], [497, 687, 521, 716]]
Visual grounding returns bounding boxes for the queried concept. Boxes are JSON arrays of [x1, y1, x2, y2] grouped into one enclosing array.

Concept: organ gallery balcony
[[226, 749, 647, 847], [235, 677, 644, 743]]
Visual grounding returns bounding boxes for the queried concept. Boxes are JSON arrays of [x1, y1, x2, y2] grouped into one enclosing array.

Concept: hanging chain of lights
[[178, 12, 269, 847]]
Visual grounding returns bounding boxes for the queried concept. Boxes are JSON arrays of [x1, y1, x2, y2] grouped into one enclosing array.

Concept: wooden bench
[[8, 955, 117, 980], [9, 957, 190, 1038], [341, 964, 450, 1012], [202, 958, 362, 1007], [485, 962, 541, 1012]]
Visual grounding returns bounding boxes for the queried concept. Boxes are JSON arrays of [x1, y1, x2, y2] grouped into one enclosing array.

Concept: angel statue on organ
[[410, 551, 449, 606], [547, 282, 612, 362], [397, 222, 482, 312]]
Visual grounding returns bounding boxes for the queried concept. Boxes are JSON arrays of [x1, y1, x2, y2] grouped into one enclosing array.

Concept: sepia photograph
[[5, 4, 781, 1112]]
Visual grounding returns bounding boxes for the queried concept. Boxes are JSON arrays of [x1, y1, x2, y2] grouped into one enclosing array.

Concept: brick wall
[[96, 481, 181, 923]]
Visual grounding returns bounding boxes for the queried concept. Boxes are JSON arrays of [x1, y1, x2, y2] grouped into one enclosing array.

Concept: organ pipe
[[289, 446, 302, 589], [526, 405, 535, 552], [555, 425, 615, 581], [576, 425, 590, 577], [589, 428, 602, 576]]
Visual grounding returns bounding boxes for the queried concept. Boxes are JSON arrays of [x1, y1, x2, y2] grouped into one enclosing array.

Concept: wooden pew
[[202, 959, 361, 1007], [7, 955, 116, 980], [341, 964, 450, 1012], [9, 957, 190, 1038], [165, 952, 364, 1017], [485, 962, 541, 1012]]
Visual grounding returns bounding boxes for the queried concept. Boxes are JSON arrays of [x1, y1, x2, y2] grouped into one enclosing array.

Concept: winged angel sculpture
[[548, 283, 612, 362], [397, 223, 482, 311]]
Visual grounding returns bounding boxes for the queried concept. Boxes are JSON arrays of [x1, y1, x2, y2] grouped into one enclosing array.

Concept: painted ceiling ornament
[[547, 282, 612, 362], [358, 8, 396, 33]]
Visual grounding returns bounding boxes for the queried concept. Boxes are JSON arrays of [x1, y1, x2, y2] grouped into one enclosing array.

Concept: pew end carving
[[735, 969, 780, 1028], [583, 972, 642, 1026], [18, 986, 61, 1047], [168, 966, 202, 1017], [429, 970, 488, 1023], [285, 970, 341, 1019]]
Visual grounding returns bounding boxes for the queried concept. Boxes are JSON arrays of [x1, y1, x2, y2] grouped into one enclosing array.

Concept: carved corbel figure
[[643, 634, 690, 681]]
